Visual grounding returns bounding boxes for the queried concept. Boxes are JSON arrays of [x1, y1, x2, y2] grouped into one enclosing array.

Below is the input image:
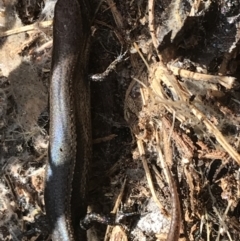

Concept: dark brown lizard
[[44, 1, 181, 241], [44, 0, 92, 240]]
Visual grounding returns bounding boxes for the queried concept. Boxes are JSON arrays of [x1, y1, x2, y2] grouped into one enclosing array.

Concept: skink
[[44, 0, 92, 240], [44, 1, 181, 241]]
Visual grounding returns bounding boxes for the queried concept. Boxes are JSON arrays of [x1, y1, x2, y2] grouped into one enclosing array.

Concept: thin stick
[[133, 42, 150, 70], [168, 64, 236, 89], [190, 104, 240, 165], [0, 20, 52, 38], [104, 178, 127, 241], [137, 139, 169, 217]]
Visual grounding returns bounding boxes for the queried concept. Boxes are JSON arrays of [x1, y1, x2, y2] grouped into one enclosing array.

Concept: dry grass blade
[[168, 64, 236, 89], [137, 139, 169, 217], [133, 42, 150, 70], [190, 104, 240, 165], [0, 20, 52, 37], [148, 0, 159, 50], [104, 178, 127, 241]]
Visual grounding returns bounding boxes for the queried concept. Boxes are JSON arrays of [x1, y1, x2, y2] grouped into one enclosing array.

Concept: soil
[[1, 0, 240, 240]]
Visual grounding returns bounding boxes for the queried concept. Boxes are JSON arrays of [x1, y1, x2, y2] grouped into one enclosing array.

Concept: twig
[[0, 20, 52, 38], [32, 40, 53, 54], [133, 42, 150, 70], [90, 50, 128, 81], [190, 104, 240, 165], [137, 139, 169, 217], [148, 0, 159, 49], [167, 64, 236, 89], [214, 203, 233, 241], [104, 178, 127, 241]]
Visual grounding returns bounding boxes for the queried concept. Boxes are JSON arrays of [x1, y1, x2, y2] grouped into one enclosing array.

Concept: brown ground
[[1, 0, 240, 240]]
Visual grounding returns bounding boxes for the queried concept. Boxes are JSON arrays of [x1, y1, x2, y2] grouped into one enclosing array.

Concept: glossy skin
[[45, 1, 180, 240], [44, 0, 91, 240]]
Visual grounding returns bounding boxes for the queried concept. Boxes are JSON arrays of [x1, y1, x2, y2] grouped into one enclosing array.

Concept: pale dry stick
[[132, 77, 148, 88], [139, 87, 146, 106], [137, 139, 169, 217], [148, 0, 165, 62], [189, 0, 202, 16], [154, 64, 188, 101], [190, 104, 240, 165], [167, 64, 236, 89], [150, 67, 189, 123], [205, 212, 211, 241], [215, 200, 233, 241], [154, 92, 178, 118], [223, 200, 233, 223], [33, 39, 53, 53], [133, 42, 150, 70], [148, 0, 159, 50], [152, 164, 164, 182], [200, 214, 205, 240], [0, 20, 52, 38], [134, 79, 147, 108], [214, 204, 233, 241], [18, 31, 41, 54], [155, 100, 187, 125], [104, 178, 127, 241]]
